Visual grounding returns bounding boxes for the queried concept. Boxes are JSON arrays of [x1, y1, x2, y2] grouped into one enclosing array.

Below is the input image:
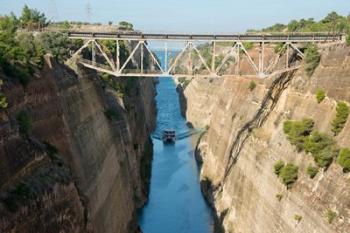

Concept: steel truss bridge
[[68, 32, 343, 78]]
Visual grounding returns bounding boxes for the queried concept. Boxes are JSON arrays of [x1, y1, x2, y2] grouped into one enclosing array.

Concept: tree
[[288, 20, 300, 32], [38, 32, 82, 62], [118, 21, 133, 31], [20, 4, 47, 30], [304, 43, 321, 77]]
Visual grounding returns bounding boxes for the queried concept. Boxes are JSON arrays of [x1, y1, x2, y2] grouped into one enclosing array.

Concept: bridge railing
[[67, 31, 343, 42]]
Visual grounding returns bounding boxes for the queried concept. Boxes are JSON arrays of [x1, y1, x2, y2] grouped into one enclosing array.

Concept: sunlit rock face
[[0, 56, 156, 233], [181, 43, 350, 233]]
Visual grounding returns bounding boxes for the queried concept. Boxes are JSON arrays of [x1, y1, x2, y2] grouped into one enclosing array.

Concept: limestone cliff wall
[[0, 55, 156, 233], [182, 43, 350, 233]]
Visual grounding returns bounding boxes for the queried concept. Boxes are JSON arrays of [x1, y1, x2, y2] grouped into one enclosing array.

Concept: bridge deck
[[68, 31, 343, 42]]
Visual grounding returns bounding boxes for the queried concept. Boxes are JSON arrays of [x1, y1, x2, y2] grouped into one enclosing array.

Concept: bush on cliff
[[248, 81, 256, 91], [283, 118, 314, 151], [337, 148, 350, 172], [279, 163, 299, 188], [0, 92, 7, 108], [304, 43, 321, 77], [331, 101, 349, 135], [316, 89, 326, 103], [306, 165, 319, 178], [304, 131, 338, 168], [274, 160, 285, 176], [325, 209, 337, 223]]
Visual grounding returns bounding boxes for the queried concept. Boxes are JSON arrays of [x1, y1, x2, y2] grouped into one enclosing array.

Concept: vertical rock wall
[[0, 56, 156, 233], [181, 43, 350, 233]]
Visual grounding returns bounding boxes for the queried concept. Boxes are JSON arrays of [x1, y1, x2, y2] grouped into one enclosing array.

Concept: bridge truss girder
[[70, 38, 305, 79]]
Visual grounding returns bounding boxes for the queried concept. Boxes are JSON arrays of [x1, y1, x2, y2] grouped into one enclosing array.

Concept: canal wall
[[0, 55, 156, 233], [180, 43, 350, 232]]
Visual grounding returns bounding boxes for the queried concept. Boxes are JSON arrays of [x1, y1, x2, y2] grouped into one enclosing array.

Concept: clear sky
[[0, 0, 349, 33]]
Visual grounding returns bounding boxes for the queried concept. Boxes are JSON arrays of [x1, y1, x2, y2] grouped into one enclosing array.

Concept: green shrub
[[276, 193, 283, 201], [315, 89, 326, 103], [104, 108, 120, 121], [331, 101, 349, 135], [304, 43, 321, 77], [0, 92, 8, 108], [16, 111, 32, 136], [248, 81, 256, 91], [283, 119, 314, 151], [325, 209, 337, 223], [274, 160, 285, 176], [294, 214, 302, 222], [337, 148, 350, 172], [306, 165, 319, 178], [279, 163, 299, 188], [304, 131, 338, 168]]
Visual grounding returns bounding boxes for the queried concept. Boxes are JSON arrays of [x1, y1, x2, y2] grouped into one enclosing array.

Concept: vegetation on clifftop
[[249, 11, 350, 35], [0, 5, 82, 86]]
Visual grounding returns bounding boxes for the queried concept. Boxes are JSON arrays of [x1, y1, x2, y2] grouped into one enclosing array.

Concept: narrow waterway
[[138, 75, 213, 232]]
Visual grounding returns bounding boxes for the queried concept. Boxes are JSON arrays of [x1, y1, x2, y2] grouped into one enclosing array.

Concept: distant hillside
[[248, 12, 350, 35]]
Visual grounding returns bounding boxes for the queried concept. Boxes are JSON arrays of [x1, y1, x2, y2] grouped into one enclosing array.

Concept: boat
[[162, 129, 176, 143]]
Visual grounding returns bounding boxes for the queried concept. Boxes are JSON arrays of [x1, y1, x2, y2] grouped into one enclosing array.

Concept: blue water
[[138, 52, 213, 233]]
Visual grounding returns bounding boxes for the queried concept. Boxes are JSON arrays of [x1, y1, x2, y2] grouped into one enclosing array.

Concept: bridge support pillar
[[140, 41, 144, 73], [116, 40, 120, 72], [211, 41, 216, 73], [236, 42, 241, 75], [188, 42, 193, 76], [286, 42, 290, 68], [92, 40, 96, 63], [164, 42, 168, 71], [258, 42, 265, 77]]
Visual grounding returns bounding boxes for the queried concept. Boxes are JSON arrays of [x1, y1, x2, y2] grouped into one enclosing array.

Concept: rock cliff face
[[181, 43, 350, 232], [0, 55, 156, 233]]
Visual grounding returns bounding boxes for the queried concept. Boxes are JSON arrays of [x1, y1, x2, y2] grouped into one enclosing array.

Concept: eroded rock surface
[[181, 43, 350, 233], [0, 56, 156, 233]]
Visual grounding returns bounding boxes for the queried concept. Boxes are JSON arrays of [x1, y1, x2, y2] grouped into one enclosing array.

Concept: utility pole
[[86, 1, 92, 23]]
